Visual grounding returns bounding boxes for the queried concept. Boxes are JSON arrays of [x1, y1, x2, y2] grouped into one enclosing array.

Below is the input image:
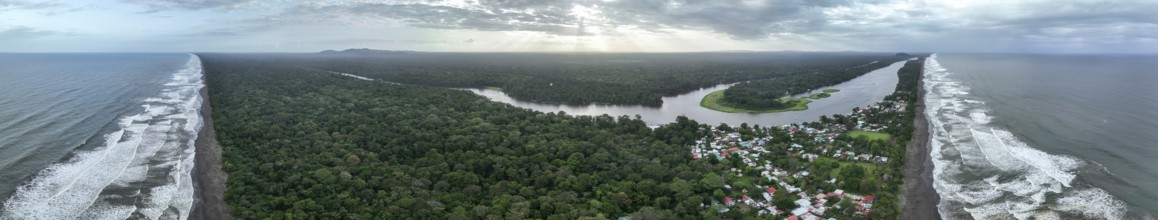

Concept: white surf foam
[[923, 54, 1128, 220], [1, 54, 203, 220]]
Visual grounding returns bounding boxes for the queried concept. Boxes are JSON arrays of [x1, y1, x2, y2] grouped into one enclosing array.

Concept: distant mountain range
[[318, 48, 417, 55]]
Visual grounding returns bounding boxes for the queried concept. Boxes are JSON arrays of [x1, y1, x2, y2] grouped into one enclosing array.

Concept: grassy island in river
[[807, 89, 840, 99], [700, 90, 812, 113], [714, 58, 904, 110]]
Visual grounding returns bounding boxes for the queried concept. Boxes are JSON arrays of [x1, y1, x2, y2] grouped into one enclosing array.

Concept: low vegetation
[[846, 130, 892, 141], [700, 90, 811, 113]]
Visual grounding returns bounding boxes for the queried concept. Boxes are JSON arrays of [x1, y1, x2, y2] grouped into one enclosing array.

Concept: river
[[463, 59, 909, 127]]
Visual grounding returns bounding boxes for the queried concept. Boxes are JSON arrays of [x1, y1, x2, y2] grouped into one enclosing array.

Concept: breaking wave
[[1, 54, 203, 219], [924, 54, 1129, 220]]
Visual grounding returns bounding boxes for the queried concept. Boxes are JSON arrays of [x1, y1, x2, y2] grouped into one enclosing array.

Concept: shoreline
[[900, 61, 941, 220], [190, 73, 233, 220]]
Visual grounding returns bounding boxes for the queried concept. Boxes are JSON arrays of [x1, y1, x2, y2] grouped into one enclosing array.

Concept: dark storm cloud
[[228, 0, 867, 39], [595, 0, 845, 39], [116, 0, 1158, 52], [249, 3, 587, 36]]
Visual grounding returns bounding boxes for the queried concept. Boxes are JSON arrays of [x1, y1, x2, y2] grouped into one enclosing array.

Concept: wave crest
[[1, 54, 203, 220], [924, 54, 1127, 220]]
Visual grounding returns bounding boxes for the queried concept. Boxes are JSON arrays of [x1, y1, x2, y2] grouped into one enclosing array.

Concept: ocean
[[0, 54, 203, 219], [925, 54, 1158, 219]]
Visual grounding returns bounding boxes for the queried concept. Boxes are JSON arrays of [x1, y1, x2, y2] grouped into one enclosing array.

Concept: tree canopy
[[200, 53, 926, 219]]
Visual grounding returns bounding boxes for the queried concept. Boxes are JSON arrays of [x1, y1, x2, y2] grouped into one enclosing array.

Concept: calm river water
[[464, 60, 908, 127]]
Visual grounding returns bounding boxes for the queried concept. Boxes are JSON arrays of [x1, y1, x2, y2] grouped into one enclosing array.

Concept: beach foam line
[[1, 54, 203, 220], [923, 54, 1128, 220]]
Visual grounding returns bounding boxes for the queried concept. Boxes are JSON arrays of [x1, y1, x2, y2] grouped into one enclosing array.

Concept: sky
[[1, 0, 1157, 53]]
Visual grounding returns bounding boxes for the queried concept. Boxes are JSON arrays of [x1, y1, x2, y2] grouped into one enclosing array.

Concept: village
[[688, 98, 911, 219]]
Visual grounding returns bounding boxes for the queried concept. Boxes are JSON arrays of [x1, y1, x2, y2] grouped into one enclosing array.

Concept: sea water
[[0, 53, 203, 219], [925, 54, 1158, 219]]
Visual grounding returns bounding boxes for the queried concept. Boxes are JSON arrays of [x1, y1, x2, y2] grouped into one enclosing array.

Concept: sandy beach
[[190, 76, 233, 220], [900, 63, 941, 220]]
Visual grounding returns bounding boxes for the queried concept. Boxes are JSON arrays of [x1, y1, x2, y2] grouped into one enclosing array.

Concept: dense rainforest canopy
[[250, 52, 905, 106], [202, 54, 717, 219], [200, 53, 924, 219]]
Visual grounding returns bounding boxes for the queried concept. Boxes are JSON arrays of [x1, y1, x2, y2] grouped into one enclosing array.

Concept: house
[[847, 194, 863, 200], [724, 197, 735, 206], [811, 206, 827, 216], [791, 206, 809, 216], [786, 185, 801, 193], [801, 153, 819, 162], [794, 198, 812, 207], [759, 186, 778, 200], [876, 156, 889, 163], [801, 213, 820, 220]]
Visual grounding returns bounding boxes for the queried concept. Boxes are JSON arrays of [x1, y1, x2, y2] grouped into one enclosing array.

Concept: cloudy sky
[[2, 0, 1156, 53]]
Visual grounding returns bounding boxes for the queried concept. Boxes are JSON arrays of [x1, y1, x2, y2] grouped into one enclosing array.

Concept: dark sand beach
[[900, 66, 941, 220], [190, 78, 233, 220]]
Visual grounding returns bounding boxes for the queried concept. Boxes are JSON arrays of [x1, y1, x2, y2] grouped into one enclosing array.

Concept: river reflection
[[465, 60, 907, 127]]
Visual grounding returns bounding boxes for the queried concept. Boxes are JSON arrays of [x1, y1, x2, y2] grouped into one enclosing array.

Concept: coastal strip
[[900, 60, 940, 220], [191, 72, 233, 220]]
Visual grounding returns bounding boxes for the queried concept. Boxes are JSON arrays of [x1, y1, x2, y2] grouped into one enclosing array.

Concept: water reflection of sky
[[466, 60, 908, 127]]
